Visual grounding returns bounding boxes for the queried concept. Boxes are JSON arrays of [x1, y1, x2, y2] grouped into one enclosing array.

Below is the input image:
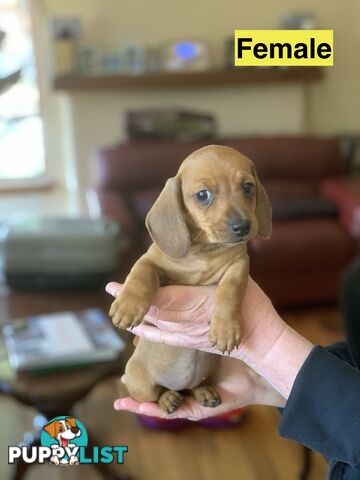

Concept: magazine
[[2, 309, 125, 372]]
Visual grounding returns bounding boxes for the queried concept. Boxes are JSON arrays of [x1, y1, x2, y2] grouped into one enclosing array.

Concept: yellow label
[[234, 30, 333, 66]]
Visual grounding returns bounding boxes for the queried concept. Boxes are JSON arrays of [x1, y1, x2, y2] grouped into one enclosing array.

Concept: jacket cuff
[[279, 345, 360, 466]]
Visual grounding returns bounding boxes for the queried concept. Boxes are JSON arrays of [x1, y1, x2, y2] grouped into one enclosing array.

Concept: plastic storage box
[[0, 216, 125, 291]]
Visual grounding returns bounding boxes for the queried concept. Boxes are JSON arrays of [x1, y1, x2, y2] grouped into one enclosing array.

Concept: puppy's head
[[43, 417, 80, 445], [146, 145, 271, 258]]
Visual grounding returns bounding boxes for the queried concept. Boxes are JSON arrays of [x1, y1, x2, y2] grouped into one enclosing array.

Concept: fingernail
[[114, 400, 122, 410], [106, 283, 118, 295], [106, 283, 114, 293], [129, 326, 140, 334]]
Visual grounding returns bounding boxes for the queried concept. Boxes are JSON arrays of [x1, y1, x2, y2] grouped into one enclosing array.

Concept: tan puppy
[[110, 145, 271, 413]]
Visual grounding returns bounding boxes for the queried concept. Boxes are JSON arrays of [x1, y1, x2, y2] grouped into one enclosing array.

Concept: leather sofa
[[91, 137, 360, 305]]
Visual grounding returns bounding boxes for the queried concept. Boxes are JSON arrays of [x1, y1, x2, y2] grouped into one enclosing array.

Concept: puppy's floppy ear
[[145, 176, 190, 258], [252, 166, 272, 239], [43, 420, 58, 438]]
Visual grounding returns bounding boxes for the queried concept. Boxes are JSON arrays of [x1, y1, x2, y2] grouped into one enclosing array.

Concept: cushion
[[264, 179, 317, 200], [249, 218, 355, 272], [272, 197, 338, 221], [221, 137, 345, 180], [132, 187, 161, 220]]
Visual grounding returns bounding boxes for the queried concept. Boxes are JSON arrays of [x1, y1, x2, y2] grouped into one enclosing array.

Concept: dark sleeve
[[325, 341, 355, 366], [279, 344, 360, 466]]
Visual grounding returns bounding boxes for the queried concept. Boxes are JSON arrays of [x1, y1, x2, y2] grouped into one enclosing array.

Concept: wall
[[34, 0, 360, 200]]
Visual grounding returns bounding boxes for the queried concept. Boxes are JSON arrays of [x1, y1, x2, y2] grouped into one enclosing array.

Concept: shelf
[[53, 67, 323, 91]]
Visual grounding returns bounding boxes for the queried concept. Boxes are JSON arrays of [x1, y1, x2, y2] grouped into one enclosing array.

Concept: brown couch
[[92, 137, 360, 305]]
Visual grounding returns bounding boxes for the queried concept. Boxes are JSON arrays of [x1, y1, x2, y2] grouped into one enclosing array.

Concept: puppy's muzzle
[[228, 218, 251, 239]]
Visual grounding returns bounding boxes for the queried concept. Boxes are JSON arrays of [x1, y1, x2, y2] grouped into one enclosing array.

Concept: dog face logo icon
[[41, 416, 88, 465], [9, 415, 127, 466]]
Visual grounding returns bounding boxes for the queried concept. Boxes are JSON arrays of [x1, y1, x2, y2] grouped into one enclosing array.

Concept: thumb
[[106, 282, 124, 297]]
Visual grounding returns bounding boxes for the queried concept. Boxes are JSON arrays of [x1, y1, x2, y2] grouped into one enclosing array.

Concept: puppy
[[110, 145, 271, 413], [43, 417, 81, 465]]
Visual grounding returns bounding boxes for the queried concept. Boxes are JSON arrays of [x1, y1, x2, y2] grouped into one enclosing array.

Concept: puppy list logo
[[8, 416, 128, 466]]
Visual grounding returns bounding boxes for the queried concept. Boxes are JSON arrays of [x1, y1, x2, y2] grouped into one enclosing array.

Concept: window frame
[[0, 0, 54, 192]]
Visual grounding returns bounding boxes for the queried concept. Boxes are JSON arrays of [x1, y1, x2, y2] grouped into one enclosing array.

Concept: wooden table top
[[0, 280, 133, 403]]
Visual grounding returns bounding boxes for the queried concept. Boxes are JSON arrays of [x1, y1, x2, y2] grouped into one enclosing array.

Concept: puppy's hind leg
[[125, 356, 184, 414], [125, 356, 163, 403], [158, 390, 183, 414], [192, 385, 221, 408]]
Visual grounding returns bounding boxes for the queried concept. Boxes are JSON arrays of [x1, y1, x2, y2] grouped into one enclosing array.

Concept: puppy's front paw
[[109, 295, 149, 330], [209, 316, 241, 353]]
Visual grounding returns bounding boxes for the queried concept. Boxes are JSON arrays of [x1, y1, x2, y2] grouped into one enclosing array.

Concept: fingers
[[114, 397, 170, 417], [114, 396, 229, 421], [106, 283, 214, 328], [105, 282, 215, 313], [114, 397, 142, 413], [106, 282, 123, 297]]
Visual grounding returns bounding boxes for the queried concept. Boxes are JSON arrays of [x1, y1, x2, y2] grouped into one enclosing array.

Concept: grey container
[[0, 216, 126, 291]]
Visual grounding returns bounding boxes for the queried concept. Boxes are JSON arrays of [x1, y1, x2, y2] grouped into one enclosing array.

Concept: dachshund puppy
[[110, 145, 272, 413]]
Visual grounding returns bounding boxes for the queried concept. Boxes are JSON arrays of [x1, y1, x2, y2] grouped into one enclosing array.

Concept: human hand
[[106, 278, 313, 399], [114, 357, 285, 420], [106, 278, 284, 362]]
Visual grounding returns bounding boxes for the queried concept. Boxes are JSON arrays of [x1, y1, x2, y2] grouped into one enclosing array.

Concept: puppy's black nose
[[71, 427, 79, 434], [230, 219, 251, 237]]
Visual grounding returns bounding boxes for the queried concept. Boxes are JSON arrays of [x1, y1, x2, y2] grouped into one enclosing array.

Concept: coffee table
[[0, 281, 132, 480], [0, 275, 313, 480]]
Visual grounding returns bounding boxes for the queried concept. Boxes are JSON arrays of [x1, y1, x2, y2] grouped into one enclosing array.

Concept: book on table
[[2, 309, 125, 372]]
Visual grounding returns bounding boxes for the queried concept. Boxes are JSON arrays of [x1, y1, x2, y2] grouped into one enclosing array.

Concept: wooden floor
[[1, 306, 345, 480]]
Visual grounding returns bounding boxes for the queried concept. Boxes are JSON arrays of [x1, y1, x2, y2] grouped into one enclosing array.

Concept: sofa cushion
[[221, 137, 345, 181], [264, 179, 317, 200], [252, 268, 343, 305], [320, 177, 360, 238], [272, 197, 338, 221], [249, 218, 355, 272], [95, 139, 209, 190], [132, 187, 161, 220]]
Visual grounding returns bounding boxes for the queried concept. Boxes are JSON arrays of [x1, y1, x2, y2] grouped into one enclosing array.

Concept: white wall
[[32, 0, 360, 206]]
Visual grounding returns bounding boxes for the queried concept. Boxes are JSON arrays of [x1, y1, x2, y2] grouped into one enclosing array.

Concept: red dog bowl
[[137, 408, 246, 430]]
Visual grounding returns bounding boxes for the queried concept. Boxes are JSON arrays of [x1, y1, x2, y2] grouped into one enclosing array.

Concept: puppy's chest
[[153, 246, 244, 286]]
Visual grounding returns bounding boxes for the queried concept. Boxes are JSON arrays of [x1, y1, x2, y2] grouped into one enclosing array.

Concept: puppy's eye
[[195, 190, 213, 205], [243, 183, 255, 197], [59, 426, 64, 432]]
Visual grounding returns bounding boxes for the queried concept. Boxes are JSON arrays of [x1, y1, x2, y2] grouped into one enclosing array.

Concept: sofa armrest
[[87, 188, 137, 234], [320, 177, 360, 238]]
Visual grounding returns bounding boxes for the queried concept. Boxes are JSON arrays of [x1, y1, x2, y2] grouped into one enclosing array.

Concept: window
[[0, 0, 45, 181]]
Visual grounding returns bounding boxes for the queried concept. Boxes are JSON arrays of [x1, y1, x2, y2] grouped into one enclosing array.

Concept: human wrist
[[233, 310, 314, 399], [251, 372, 287, 408], [257, 325, 314, 398]]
